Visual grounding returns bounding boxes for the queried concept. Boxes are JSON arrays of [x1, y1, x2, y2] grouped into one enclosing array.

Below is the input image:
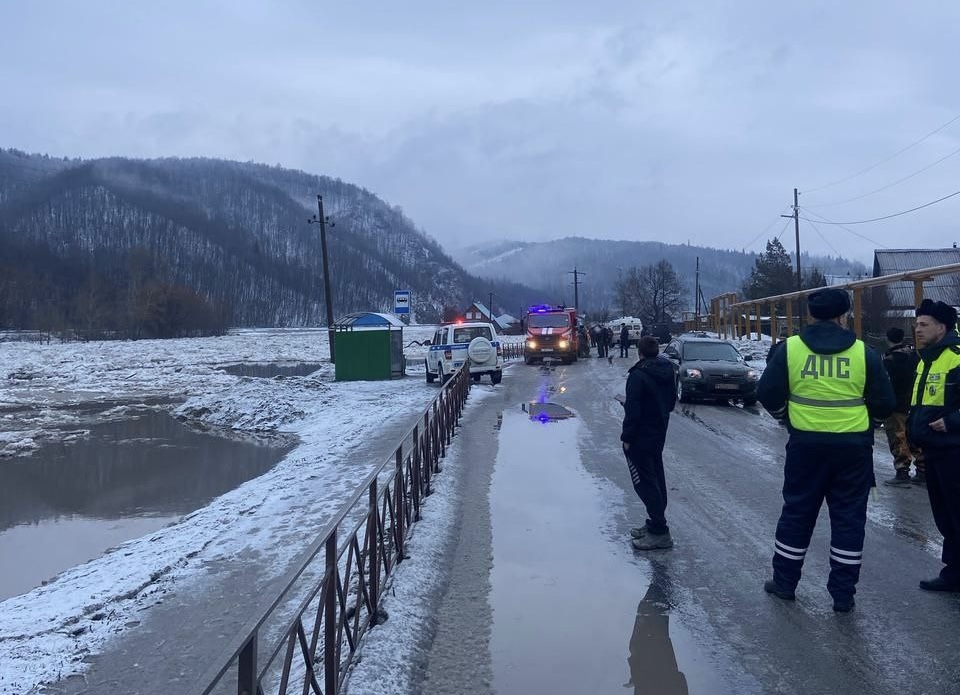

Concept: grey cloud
[[3, 1, 960, 265]]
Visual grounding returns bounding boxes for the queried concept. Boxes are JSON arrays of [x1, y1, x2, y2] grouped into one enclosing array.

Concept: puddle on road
[[490, 406, 728, 695], [219, 362, 324, 378], [0, 407, 294, 601], [523, 401, 575, 422]]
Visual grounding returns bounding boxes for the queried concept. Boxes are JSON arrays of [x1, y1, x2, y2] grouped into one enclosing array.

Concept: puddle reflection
[[523, 401, 575, 422], [627, 564, 689, 695]]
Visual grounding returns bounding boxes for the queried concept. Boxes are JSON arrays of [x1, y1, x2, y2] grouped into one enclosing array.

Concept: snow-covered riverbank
[[0, 327, 445, 694]]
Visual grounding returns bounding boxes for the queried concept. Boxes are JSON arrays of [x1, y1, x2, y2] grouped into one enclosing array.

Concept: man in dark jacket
[[596, 325, 608, 358], [621, 336, 677, 550], [620, 324, 631, 358], [908, 299, 960, 593], [882, 327, 925, 486], [758, 288, 895, 612]]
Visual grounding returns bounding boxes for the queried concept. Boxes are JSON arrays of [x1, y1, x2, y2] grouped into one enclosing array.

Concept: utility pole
[[487, 291, 494, 321], [616, 266, 625, 317], [568, 267, 584, 316], [308, 195, 336, 363], [781, 188, 801, 291], [694, 257, 701, 328]]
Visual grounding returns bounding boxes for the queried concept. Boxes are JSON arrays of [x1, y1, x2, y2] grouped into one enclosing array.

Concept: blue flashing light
[[528, 304, 555, 314]]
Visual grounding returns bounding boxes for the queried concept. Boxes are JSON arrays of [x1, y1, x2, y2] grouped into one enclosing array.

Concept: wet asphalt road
[[423, 354, 960, 695]]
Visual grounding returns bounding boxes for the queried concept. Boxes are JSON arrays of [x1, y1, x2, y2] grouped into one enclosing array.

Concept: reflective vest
[[786, 335, 868, 432], [911, 345, 960, 408]]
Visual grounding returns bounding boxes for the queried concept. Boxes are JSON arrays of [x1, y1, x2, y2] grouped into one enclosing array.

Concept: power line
[[801, 208, 889, 249], [770, 218, 793, 245], [804, 217, 842, 257], [799, 189, 960, 225], [741, 207, 791, 250], [807, 143, 960, 208], [804, 112, 960, 194]]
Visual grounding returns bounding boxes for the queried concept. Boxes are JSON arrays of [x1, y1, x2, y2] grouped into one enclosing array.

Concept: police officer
[[758, 288, 894, 612], [882, 326, 924, 486], [909, 299, 960, 593]]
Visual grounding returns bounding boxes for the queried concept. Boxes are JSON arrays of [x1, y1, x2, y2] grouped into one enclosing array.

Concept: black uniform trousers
[[925, 447, 960, 583], [624, 443, 668, 535], [772, 441, 873, 599]]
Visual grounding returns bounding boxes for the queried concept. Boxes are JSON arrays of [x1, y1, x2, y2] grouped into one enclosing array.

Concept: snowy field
[[0, 327, 752, 694], [0, 325, 502, 694]]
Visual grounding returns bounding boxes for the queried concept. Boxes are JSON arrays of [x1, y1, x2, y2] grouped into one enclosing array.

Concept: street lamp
[[308, 194, 336, 363]]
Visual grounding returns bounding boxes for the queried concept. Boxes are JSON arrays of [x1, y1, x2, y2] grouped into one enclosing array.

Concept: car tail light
[[496, 344, 502, 356]]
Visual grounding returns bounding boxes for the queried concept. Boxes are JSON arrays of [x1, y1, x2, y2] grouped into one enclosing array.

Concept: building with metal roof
[[873, 248, 960, 311]]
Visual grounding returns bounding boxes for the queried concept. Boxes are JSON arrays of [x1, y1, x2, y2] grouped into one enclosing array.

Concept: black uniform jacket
[[621, 355, 677, 447], [757, 321, 895, 445], [907, 331, 960, 450], [884, 343, 920, 413]]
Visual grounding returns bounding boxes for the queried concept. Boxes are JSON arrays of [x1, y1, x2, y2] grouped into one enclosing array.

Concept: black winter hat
[[807, 288, 851, 320], [886, 327, 905, 343], [916, 299, 958, 331]]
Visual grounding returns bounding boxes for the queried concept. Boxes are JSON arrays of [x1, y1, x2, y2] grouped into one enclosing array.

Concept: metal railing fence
[[500, 341, 524, 360], [196, 362, 471, 695]]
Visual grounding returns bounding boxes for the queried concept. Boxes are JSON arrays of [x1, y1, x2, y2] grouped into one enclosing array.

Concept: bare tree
[[613, 260, 686, 324], [637, 260, 686, 325]]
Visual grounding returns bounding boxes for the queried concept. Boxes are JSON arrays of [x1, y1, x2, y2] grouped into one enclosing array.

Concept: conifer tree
[[742, 239, 795, 300]]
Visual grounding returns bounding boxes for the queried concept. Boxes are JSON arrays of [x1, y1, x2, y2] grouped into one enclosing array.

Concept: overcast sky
[[3, 1, 959, 266]]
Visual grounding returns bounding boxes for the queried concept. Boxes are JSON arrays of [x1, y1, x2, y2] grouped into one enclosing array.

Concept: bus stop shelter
[[333, 312, 406, 381]]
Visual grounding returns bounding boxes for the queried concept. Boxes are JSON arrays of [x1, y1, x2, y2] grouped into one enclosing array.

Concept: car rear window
[[453, 326, 492, 343]]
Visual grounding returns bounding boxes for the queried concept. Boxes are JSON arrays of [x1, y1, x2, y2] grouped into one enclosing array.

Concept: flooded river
[[0, 406, 294, 601]]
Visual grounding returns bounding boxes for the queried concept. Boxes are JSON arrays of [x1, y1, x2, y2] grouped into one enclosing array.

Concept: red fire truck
[[523, 304, 579, 364]]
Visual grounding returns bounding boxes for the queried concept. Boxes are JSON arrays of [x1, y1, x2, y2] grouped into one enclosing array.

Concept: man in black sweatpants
[[622, 336, 677, 550]]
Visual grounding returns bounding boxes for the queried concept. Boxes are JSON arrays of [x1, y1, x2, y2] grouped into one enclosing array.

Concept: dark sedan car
[[642, 322, 673, 344], [662, 336, 759, 406]]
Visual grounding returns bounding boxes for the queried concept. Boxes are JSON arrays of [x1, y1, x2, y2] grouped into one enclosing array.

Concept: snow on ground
[[0, 325, 579, 692], [339, 386, 499, 695], [0, 325, 458, 694]]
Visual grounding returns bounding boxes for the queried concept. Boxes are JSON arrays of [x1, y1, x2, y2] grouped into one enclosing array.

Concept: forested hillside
[[454, 238, 868, 315], [0, 150, 533, 334]]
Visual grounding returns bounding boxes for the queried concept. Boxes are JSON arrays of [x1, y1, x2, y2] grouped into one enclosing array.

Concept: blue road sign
[[394, 290, 411, 314]]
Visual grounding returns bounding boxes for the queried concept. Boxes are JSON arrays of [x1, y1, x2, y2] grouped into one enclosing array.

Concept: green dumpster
[[333, 312, 406, 381]]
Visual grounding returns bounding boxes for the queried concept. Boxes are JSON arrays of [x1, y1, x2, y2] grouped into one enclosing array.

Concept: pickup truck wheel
[[425, 359, 436, 383], [439, 365, 450, 384]]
